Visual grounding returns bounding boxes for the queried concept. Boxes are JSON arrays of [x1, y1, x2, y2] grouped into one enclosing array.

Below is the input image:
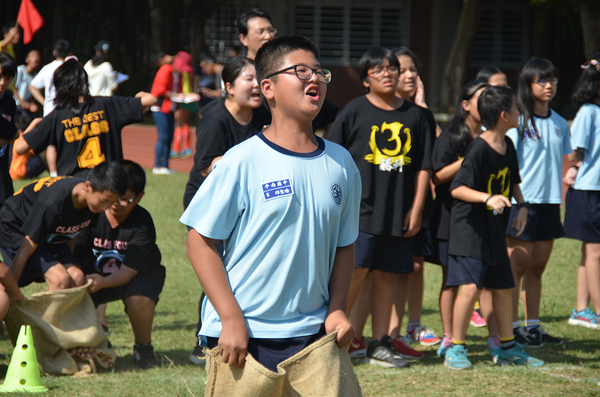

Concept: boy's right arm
[[186, 229, 248, 367], [0, 263, 23, 303], [451, 185, 511, 213]]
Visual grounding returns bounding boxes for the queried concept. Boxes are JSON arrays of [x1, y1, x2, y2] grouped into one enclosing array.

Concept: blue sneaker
[[568, 308, 600, 329], [494, 344, 544, 367], [437, 336, 452, 358], [487, 335, 501, 360], [443, 344, 472, 370]]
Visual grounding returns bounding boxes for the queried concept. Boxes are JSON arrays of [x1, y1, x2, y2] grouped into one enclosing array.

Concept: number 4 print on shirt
[[78, 137, 106, 169]]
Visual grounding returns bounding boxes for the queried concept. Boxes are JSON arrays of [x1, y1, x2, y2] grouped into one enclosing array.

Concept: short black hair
[[2, 23, 16, 35], [87, 161, 128, 196], [478, 86, 516, 130], [120, 160, 146, 195], [572, 53, 600, 106], [392, 47, 417, 66], [358, 47, 399, 85], [0, 52, 16, 78], [222, 56, 254, 90], [54, 39, 71, 59], [238, 8, 272, 36], [53, 58, 91, 112], [255, 35, 319, 83], [476, 66, 504, 83]]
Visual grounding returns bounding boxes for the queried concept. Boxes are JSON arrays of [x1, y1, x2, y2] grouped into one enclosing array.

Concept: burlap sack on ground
[[205, 331, 362, 397], [4, 280, 116, 376]]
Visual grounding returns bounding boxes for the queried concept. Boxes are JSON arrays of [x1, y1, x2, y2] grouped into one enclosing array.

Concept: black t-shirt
[[418, 106, 437, 229], [23, 96, 143, 177], [328, 96, 432, 237], [448, 136, 520, 266], [75, 205, 161, 274], [0, 92, 17, 205], [183, 100, 264, 209], [431, 129, 464, 240], [312, 99, 340, 131], [0, 177, 94, 247]]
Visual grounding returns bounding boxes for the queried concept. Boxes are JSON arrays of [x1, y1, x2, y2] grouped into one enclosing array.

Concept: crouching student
[[444, 86, 543, 369], [75, 160, 165, 369], [181, 36, 362, 395], [0, 162, 128, 291]]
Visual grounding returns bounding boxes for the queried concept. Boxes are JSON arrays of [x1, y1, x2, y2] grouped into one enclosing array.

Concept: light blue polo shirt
[[507, 110, 571, 203], [571, 103, 600, 191], [180, 133, 361, 339]]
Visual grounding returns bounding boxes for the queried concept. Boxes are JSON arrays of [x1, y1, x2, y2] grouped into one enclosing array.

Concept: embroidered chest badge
[[262, 179, 293, 201], [331, 183, 342, 206]]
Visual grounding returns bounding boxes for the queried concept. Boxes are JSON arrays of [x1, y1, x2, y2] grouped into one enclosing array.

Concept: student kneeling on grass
[[444, 86, 544, 369], [0, 162, 128, 291], [181, 35, 362, 389], [75, 160, 166, 370]]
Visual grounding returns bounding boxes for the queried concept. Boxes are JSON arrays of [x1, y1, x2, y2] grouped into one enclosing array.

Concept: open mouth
[[307, 87, 319, 98]]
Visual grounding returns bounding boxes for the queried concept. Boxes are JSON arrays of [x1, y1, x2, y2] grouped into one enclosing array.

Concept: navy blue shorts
[[413, 228, 435, 258], [87, 265, 166, 306], [446, 255, 516, 290], [506, 204, 564, 242], [1, 243, 77, 287], [564, 188, 600, 243], [355, 232, 414, 274], [437, 240, 449, 267], [205, 325, 327, 372]]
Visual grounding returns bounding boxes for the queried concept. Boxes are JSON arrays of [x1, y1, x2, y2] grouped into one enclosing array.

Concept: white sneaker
[[152, 167, 175, 175]]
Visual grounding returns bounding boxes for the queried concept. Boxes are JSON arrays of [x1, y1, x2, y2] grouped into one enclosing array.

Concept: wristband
[[50, 171, 58, 177], [484, 195, 493, 205], [518, 201, 531, 210]]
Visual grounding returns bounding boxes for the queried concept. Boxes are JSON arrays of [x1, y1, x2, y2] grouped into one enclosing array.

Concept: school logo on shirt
[[262, 179, 293, 201], [523, 127, 537, 140], [486, 167, 511, 211], [364, 122, 412, 172], [331, 183, 342, 206], [555, 127, 562, 138]]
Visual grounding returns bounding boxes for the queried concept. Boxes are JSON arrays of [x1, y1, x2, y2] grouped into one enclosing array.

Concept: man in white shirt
[[29, 39, 70, 116]]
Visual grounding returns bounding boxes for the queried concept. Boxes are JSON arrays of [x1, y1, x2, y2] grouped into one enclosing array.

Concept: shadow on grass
[[104, 349, 209, 373]]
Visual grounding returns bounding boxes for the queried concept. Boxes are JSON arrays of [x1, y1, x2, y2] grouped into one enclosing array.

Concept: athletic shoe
[[487, 335, 501, 359], [364, 336, 411, 368], [391, 337, 424, 359], [101, 323, 110, 336], [568, 308, 600, 329], [437, 335, 453, 358], [348, 336, 367, 359], [169, 151, 179, 159], [134, 343, 160, 369], [152, 167, 175, 175], [189, 345, 206, 365], [528, 326, 563, 345], [179, 149, 193, 159], [443, 344, 472, 370], [470, 309, 487, 327], [493, 344, 544, 367], [406, 325, 441, 346], [513, 326, 543, 348]]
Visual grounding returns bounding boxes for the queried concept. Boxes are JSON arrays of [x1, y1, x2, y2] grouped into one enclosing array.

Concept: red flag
[[17, 0, 44, 45]]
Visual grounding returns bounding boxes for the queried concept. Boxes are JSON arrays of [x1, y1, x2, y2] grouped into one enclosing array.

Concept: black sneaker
[[513, 326, 543, 348], [189, 345, 206, 365], [528, 326, 563, 345], [134, 343, 160, 369], [364, 336, 411, 368]]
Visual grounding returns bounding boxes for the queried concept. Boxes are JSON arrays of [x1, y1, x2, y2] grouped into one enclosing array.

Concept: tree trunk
[[439, 0, 482, 112], [579, 0, 600, 59]]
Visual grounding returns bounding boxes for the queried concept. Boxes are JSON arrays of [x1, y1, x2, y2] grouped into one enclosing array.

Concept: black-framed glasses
[[368, 66, 399, 77], [266, 65, 332, 84], [533, 78, 558, 86], [118, 194, 138, 206]]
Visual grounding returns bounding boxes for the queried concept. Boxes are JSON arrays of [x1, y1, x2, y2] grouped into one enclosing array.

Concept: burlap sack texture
[[205, 331, 362, 397], [4, 280, 116, 376]]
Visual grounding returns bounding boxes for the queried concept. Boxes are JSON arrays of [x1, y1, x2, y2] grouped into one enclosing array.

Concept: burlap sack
[[4, 280, 116, 376], [205, 331, 362, 397]]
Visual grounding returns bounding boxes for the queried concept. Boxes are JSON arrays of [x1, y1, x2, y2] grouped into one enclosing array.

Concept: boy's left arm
[[510, 184, 528, 236], [404, 168, 431, 237], [326, 243, 356, 347]]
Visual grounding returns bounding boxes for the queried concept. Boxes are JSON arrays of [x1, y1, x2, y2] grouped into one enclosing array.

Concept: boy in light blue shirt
[[180, 35, 361, 389]]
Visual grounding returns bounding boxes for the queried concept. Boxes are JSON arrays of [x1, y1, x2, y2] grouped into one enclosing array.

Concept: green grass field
[[2, 171, 599, 396]]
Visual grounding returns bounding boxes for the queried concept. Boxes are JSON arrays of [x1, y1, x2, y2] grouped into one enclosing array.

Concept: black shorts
[[205, 325, 327, 372], [413, 228, 435, 258], [1, 243, 77, 287], [506, 204, 564, 242], [88, 265, 166, 306], [564, 188, 600, 243], [355, 232, 414, 274], [446, 255, 516, 290], [437, 240, 449, 267]]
